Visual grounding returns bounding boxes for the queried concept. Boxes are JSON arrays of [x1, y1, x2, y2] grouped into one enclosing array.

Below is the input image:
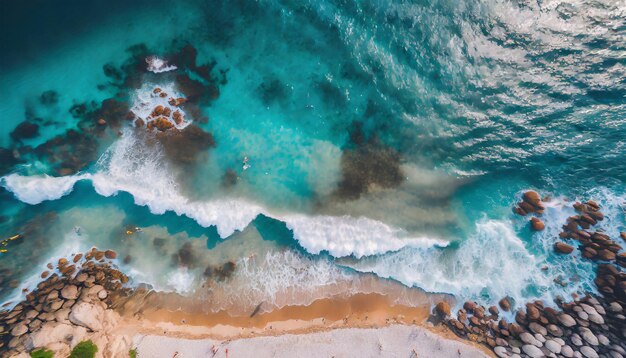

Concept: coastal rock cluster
[[133, 87, 188, 131], [437, 195, 626, 358], [0, 248, 133, 357], [514, 191, 546, 231]]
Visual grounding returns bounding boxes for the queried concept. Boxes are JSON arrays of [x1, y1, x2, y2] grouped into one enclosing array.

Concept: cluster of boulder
[[555, 201, 624, 266], [435, 195, 626, 358], [514, 191, 546, 231], [0, 248, 133, 357], [133, 87, 188, 132]]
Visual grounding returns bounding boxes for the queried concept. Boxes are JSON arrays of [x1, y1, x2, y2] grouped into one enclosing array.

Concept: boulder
[[61, 285, 78, 300], [545, 339, 561, 354], [435, 301, 450, 317], [27, 322, 87, 351], [558, 314, 577, 327], [561, 345, 574, 358], [69, 302, 105, 331], [104, 250, 117, 259], [580, 346, 599, 358], [555, 242, 575, 254], [530, 217, 545, 231], [526, 303, 540, 320], [499, 297, 511, 311], [522, 344, 544, 358], [10, 324, 28, 337], [580, 329, 598, 346], [523, 191, 542, 207], [529, 322, 547, 335], [494, 346, 508, 358]]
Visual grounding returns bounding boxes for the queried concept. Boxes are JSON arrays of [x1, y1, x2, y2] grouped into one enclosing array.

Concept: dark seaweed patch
[[39, 90, 59, 105], [257, 76, 291, 106], [222, 168, 238, 187], [153, 124, 215, 165], [10, 121, 39, 141], [171, 242, 198, 268], [0, 148, 21, 175], [334, 122, 404, 200]]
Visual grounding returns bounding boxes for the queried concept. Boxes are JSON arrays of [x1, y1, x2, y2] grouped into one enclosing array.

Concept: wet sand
[[111, 291, 493, 357]]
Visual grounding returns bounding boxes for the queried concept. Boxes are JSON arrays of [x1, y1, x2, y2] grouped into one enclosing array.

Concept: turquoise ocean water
[[1, 0, 625, 312]]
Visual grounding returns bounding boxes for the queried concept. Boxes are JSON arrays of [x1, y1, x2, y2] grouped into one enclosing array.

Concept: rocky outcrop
[[0, 248, 131, 358], [441, 197, 626, 358]]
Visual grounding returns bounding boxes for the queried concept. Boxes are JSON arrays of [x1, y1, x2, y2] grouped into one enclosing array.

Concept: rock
[[54, 308, 71, 323], [494, 346, 508, 358], [97, 289, 108, 300], [489, 305, 499, 316], [69, 302, 104, 331], [547, 324, 563, 337], [558, 313, 577, 327], [522, 344, 544, 358], [534, 333, 545, 343], [545, 340, 562, 354], [529, 322, 547, 335], [587, 313, 604, 324], [608, 302, 622, 312], [578, 310, 589, 320], [27, 322, 87, 351], [580, 329, 598, 345], [76, 273, 88, 282], [523, 191, 542, 207], [104, 250, 117, 259], [597, 249, 616, 261], [530, 217, 545, 231], [47, 290, 59, 301], [580, 346, 599, 358], [49, 300, 63, 311], [597, 334, 609, 346], [97, 118, 107, 126], [571, 334, 583, 346], [10, 324, 28, 337], [520, 332, 542, 347], [463, 301, 477, 313], [499, 297, 511, 311], [526, 303, 540, 320], [555, 242, 575, 254], [561, 345, 574, 357], [61, 285, 78, 300]]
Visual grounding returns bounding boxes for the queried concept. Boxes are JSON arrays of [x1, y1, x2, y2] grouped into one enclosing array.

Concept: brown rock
[[488, 306, 499, 316], [104, 250, 117, 259], [463, 301, 477, 313], [530, 217, 545, 231], [554, 242, 574, 254], [435, 301, 451, 317], [597, 249, 615, 261], [73, 253, 83, 263], [526, 303, 541, 321], [523, 191, 541, 206], [97, 118, 107, 126], [583, 247, 598, 259], [499, 297, 511, 311]]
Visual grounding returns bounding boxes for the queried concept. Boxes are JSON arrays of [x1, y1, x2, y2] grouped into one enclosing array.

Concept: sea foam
[[1, 130, 443, 258]]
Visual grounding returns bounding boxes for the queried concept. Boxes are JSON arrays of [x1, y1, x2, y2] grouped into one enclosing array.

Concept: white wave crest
[[1, 173, 88, 205], [1, 131, 442, 258], [146, 56, 177, 73]]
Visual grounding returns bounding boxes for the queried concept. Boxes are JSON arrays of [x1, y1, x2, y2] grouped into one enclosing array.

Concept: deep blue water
[[0, 0, 624, 311]]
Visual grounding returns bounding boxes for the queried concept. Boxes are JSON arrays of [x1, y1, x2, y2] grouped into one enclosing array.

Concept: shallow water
[[1, 0, 625, 312]]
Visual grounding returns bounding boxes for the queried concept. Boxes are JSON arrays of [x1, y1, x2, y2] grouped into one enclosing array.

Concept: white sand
[[133, 325, 489, 358]]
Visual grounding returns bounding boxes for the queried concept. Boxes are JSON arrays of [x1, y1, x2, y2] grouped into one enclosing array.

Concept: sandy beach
[[133, 325, 489, 358]]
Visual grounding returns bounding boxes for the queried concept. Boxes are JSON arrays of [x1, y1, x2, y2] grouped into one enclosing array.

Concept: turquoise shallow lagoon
[[0, 0, 625, 312]]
